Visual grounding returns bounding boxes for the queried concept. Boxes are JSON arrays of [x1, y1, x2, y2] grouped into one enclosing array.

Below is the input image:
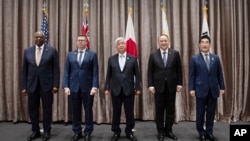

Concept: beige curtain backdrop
[[0, 0, 249, 123]]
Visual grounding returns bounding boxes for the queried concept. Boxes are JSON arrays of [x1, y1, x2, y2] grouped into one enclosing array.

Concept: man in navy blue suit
[[62, 35, 99, 141], [189, 35, 225, 141], [105, 37, 141, 141], [21, 31, 60, 141]]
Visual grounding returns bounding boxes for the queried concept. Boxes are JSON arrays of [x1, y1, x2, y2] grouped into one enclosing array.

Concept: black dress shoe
[[111, 133, 120, 141], [27, 131, 41, 141], [71, 133, 83, 141], [206, 134, 217, 141], [165, 132, 178, 140], [126, 133, 137, 141], [84, 134, 91, 141], [43, 132, 50, 141], [200, 135, 206, 141], [157, 134, 165, 141]]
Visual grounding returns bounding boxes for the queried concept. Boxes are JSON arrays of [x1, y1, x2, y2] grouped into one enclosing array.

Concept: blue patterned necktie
[[163, 52, 167, 67]]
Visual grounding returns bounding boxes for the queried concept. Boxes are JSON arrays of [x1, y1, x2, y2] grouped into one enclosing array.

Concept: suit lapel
[[123, 55, 130, 71], [209, 53, 215, 69], [81, 49, 89, 67], [198, 53, 209, 72], [31, 46, 36, 65], [73, 50, 81, 67], [165, 49, 172, 68], [39, 45, 48, 65], [156, 50, 165, 67]]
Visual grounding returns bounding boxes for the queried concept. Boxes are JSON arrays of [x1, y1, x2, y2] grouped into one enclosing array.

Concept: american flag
[[41, 8, 49, 46], [82, 12, 90, 48]]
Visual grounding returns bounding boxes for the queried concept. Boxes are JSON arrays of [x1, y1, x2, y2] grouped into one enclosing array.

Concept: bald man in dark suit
[[21, 31, 60, 141]]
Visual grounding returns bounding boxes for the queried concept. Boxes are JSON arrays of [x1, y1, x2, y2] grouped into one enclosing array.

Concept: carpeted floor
[[0, 120, 249, 141]]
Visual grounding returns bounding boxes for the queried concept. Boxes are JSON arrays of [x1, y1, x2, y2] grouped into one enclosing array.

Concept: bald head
[[34, 31, 45, 47]]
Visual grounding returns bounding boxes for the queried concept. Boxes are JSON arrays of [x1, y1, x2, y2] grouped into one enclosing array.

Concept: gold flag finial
[[42, 1, 48, 17], [128, 7, 133, 16], [83, 2, 89, 16], [202, 6, 208, 20]]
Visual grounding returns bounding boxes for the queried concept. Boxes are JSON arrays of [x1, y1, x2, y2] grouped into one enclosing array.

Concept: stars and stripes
[[41, 7, 49, 46]]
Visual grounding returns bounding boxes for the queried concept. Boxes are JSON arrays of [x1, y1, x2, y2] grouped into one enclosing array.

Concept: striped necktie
[[205, 54, 210, 70]]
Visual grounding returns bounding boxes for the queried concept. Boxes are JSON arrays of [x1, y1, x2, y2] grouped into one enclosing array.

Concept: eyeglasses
[[77, 39, 86, 42]]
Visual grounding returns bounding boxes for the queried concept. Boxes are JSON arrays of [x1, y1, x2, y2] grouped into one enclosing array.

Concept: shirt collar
[[119, 52, 127, 57], [36, 44, 44, 50], [201, 52, 210, 57], [160, 48, 168, 54], [78, 48, 86, 53]]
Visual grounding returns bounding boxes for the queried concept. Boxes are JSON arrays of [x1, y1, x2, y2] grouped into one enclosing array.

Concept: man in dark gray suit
[[147, 34, 183, 141], [62, 35, 99, 141], [21, 31, 60, 141], [189, 35, 225, 141], [105, 37, 141, 141]]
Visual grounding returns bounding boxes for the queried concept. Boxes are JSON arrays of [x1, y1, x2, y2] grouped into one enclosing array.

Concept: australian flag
[[41, 8, 49, 46]]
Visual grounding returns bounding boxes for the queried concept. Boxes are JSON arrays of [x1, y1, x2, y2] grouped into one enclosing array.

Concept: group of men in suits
[[21, 32, 224, 141]]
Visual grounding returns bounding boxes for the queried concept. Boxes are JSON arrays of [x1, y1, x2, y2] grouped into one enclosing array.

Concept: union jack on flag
[[82, 14, 89, 48], [41, 8, 49, 46]]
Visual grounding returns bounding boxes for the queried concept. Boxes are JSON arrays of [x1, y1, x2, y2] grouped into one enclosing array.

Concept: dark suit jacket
[[21, 45, 60, 93], [148, 48, 183, 93], [105, 53, 141, 96], [62, 49, 99, 93], [189, 53, 225, 98]]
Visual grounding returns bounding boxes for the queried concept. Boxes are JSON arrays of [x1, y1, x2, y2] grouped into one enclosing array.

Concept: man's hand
[[190, 90, 195, 97], [52, 87, 58, 93], [90, 88, 97, 95], [21, 89, 27, 96], [135, 90, 141, 95], [148, 87, 155, 94], [220, 90, 225, 95], [104, 90, 110, 95], [64, 88, 70, 95], [176, 85, 183, 92]]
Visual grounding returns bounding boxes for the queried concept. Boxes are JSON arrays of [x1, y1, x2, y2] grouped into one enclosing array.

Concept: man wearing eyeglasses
[[62, 35, 99, 141]]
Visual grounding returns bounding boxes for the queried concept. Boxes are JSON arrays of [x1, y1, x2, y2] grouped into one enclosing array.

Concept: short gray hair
[[115, 37, 125, 46]]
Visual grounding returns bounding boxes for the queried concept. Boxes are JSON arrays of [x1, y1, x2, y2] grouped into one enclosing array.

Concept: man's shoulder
[[86, 49, 97, 55], [168, 48, 179, 54], [127, 53, 137, 59], [191, 53, 201, 60], [150, 49, 160, 55], [24, 45, 35, 51]]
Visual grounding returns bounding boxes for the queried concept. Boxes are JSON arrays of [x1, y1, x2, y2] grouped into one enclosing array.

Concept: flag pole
[[128, 0, 133, 17], [83, 1, 89, 20], [82, 0, 89, 48], [161, 0, 169, 37], [202, 0, 208, 21], [42, 0, 48, 17]]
